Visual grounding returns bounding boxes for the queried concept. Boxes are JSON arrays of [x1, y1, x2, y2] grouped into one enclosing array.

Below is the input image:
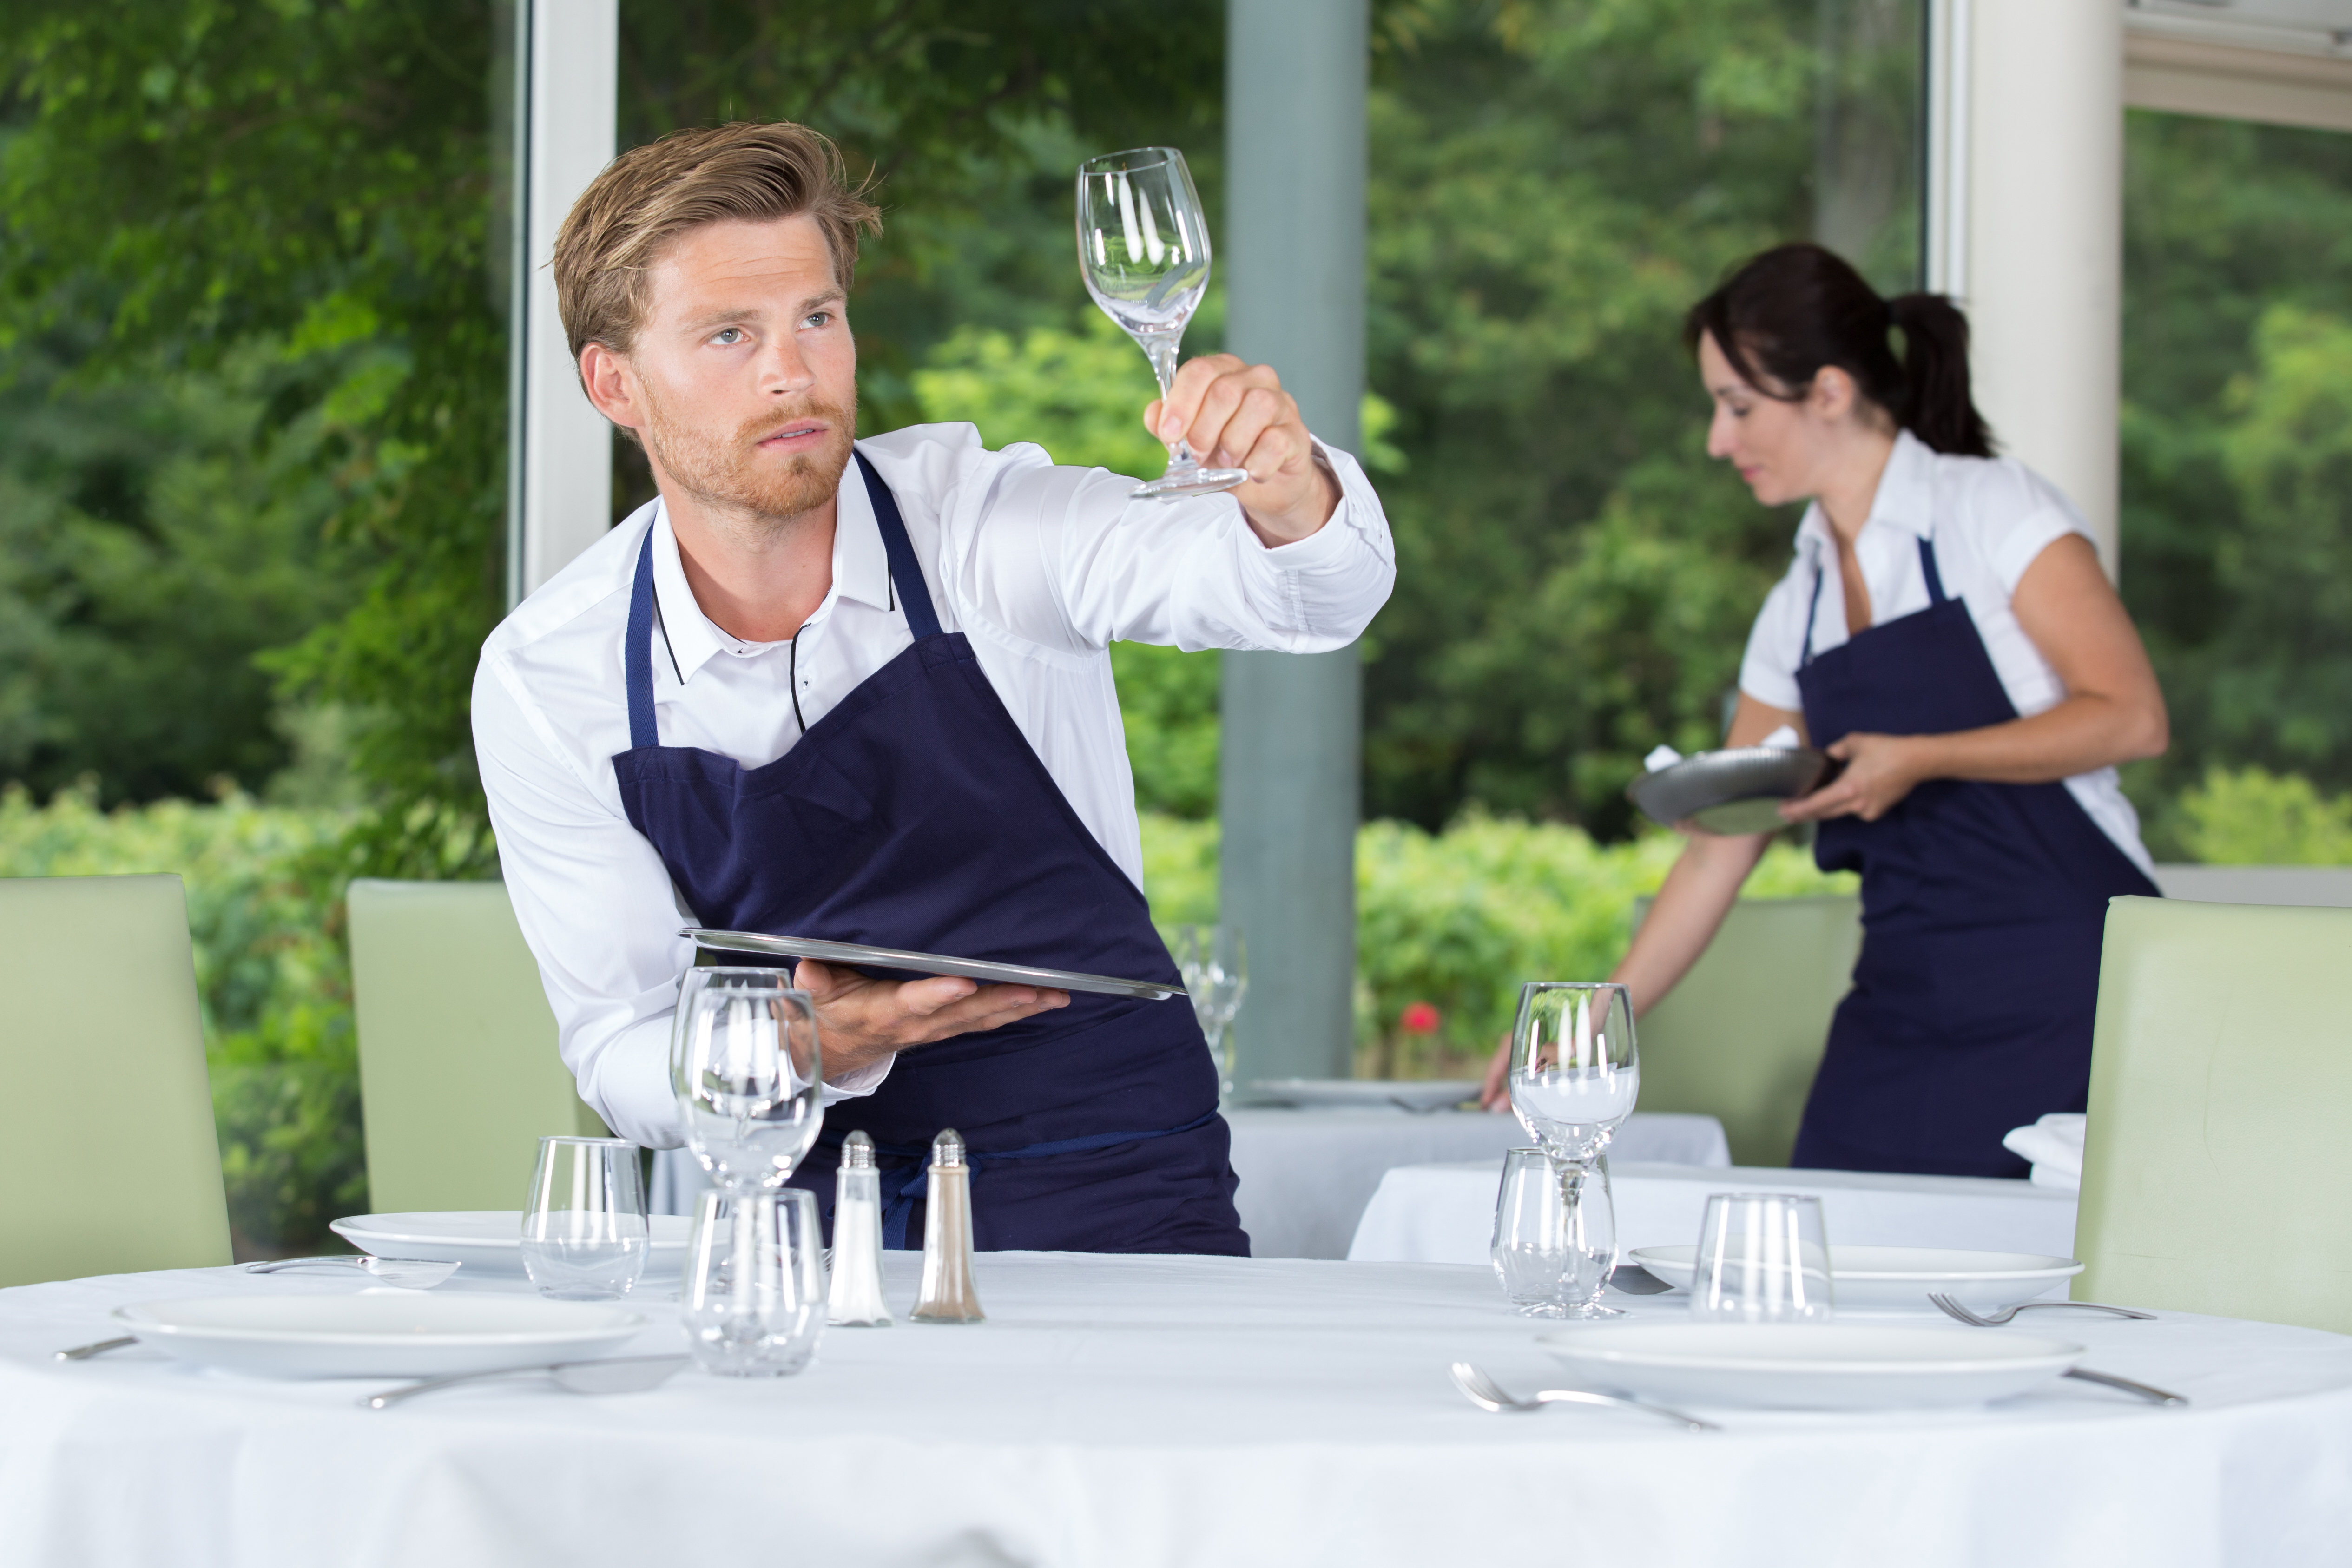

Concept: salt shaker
[[826, 1131, 892, 1327], [909, 1128, 985, 1324]]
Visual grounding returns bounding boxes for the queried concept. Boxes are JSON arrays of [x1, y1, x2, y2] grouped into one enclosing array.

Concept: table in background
[[1349, 1159, 2080, 1264], [1228, 1109, 1727, 1258], [6, 1253, 2348, 1567], [651, 1112, 1732, 1258]]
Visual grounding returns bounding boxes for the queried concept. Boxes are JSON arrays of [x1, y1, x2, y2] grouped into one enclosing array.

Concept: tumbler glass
[[1689, 1192, 1834, 1324], [682, 1186, 829, 1377], [521, 1135, 649, 1300], [1556, 1153, 1622, 1319], [1491, 1147, 1569, 1316]]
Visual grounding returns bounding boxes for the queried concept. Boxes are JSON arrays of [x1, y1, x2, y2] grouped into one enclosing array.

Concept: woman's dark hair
[[1683, 243, 1995, 458]]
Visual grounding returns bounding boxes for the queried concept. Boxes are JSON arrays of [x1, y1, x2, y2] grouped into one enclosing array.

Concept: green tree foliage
[[2121, 112, 2352, 820], [2169, 766, 2352, 867], [1357, 0, 1888, 832]]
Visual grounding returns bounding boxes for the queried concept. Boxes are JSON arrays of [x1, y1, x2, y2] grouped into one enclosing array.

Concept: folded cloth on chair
[[2001, 1113, 2087, 1192]]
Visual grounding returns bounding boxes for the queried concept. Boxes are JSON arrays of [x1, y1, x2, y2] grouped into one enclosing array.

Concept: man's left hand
[[1146, 355, 1339, 545], [1779, 732, 1932, 824]]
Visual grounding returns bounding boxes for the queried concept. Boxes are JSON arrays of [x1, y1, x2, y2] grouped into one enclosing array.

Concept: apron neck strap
[[621, 453, 943, 751], [1800, 532, 1949, 672], [856, 449, 942, 641], [625, 527, 659, 751], [1916, 534, 1948, 605]]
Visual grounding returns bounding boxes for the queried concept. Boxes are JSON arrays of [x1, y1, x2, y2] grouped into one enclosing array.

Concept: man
[[474, 121, 1393, 1254]]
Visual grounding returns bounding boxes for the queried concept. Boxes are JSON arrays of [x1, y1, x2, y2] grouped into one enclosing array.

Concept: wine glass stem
[[1137, 329, 1199, 470]]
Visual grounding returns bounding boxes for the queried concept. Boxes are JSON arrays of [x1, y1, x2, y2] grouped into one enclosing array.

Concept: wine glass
[[1171, 923, 1247, 1098], [671, 967, 824, 1191], [1508, 982, 1638, 1320], [1508, 982, 1640, 1166], [1076, 147, 1250, 501]]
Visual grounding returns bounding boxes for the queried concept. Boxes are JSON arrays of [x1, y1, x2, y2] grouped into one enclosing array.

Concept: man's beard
[[639, 383, 856, 531]]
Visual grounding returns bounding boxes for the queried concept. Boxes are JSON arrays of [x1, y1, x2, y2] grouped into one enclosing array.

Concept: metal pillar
[[1220, 0, 1370, 1084], [506, 0, 619, 608]]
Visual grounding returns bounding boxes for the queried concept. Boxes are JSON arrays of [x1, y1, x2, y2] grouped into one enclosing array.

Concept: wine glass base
[[1132, 466, 1250, 501], [1555, 1300, 1628, 1320]]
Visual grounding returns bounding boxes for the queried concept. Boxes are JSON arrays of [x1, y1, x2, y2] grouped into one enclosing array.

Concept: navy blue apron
[[612, 451, 1247, 1254], [1790, 534, 2158, 1179]]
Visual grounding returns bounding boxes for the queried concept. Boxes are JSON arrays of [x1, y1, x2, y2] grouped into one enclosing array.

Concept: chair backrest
[[0, 875, 230, 1285], [1629, 894, 1862, 1167], [348, 879, 608, 1215], [2149, 863, 2352, 909], [2076, 896, 2352, 1331]]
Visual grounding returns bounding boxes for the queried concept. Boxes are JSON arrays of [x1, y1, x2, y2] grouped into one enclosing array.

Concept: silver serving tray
[[1625, 746, 1840, 834], [679, 928, 1186, 1002]]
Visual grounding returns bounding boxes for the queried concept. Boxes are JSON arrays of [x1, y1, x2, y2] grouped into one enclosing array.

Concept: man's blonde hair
[[552, 121, 883, 359]]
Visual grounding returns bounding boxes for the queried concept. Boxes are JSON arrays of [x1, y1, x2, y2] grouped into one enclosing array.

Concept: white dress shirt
[[474, 422, 1396, 1147], [1737, 428, 2154, 875]]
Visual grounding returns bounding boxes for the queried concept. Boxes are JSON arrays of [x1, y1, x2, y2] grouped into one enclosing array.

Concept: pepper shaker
[[909, 1128, 985, 1323], [827, 1131, 892, 1327]]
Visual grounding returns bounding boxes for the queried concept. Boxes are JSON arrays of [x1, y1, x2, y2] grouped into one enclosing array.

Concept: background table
[[652, 1112, 1732, 1258], [1349, 1159, 2081, 1264], [5, 1253, 2348, 1567]]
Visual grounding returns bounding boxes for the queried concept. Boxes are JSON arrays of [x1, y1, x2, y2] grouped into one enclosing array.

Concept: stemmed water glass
[[671, 967, 824, 1192], [1076, 147, 1250, 501], [1508, 982, 1640, 1319], [1171, 923, 1247, 1099]]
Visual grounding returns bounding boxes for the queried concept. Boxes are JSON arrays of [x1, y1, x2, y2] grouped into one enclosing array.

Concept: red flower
[[1399, 1001, 1442, 1034]]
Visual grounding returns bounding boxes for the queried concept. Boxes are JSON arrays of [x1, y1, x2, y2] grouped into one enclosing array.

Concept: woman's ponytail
[[1886, 293, 1994, 458], [1686, 244, 1998, 458]]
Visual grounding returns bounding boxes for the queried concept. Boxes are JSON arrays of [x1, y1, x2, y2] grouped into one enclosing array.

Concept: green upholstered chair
[[347, 879, 608, 1216], [0, 875, 231, 1285], [2075, 896, 2352, 1331], [1628, 893, 1863, 1167]]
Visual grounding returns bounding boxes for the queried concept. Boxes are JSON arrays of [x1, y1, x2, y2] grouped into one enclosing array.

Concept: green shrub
[[1140, 810, 1855, 1079], [2169, 766, 2352, 865]]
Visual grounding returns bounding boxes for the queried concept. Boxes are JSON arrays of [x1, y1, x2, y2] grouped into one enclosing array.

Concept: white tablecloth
[[5, 1255, 2349, 1567], [652, 1112, 1732, 1259], [1349, 1160, 2082, 1264]]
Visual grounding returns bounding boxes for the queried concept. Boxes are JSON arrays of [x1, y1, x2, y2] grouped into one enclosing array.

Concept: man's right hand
[[794, 958, 1069, 1080]]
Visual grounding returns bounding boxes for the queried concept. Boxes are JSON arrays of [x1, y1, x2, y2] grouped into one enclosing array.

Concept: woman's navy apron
[[1791, 534, 2158, 1179], [612, 451, 1247, 1254]]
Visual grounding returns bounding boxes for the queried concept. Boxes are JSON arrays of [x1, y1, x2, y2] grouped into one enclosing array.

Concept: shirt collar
[[1796, 428, 1937, 555], [646, 458, 893, 683]]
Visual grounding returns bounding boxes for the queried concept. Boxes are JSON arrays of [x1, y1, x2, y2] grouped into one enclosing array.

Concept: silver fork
[[1929, 1293, 2155, 1327], [1449, 1361, 1719, 1432]]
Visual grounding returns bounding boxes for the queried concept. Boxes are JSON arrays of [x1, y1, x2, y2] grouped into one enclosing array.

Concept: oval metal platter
[[679, 928, 1186, 1002], [1625, 746, 1840, 834]]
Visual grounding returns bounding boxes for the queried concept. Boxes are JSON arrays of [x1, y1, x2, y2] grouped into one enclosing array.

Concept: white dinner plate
[[1628, 1245, 2084, 1312], [1537, 1322, 2083, 1410], [115, 1294, 649, 1379], [330, 1211, 693, 1278], [679, 928, 1185, 1001], [1242, 1079, 1483, 1112]]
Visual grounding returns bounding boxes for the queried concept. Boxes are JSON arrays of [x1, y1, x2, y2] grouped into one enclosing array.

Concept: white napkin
[[1758, 725, 1802, 750], [1643, 744, 1683, 773], [2001, 1113, 2086, 1192]]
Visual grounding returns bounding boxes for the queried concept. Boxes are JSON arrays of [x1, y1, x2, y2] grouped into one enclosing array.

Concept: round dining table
[[4, 1252, 2347, 1567]]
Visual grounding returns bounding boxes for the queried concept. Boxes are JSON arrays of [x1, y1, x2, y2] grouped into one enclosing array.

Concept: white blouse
[[1736, 429, 2154, 875]]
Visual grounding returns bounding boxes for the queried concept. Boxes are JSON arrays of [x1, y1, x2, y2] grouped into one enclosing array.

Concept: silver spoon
[[1449, 1361, 1719, 1432], [1929, 1293, 2155, 1327], [247, 1256, 461, 1289], [362, 1354, 689, 1410]]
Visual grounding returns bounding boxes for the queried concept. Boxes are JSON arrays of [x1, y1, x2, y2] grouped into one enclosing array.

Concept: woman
[[1482, 243, 2168, 1179]]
